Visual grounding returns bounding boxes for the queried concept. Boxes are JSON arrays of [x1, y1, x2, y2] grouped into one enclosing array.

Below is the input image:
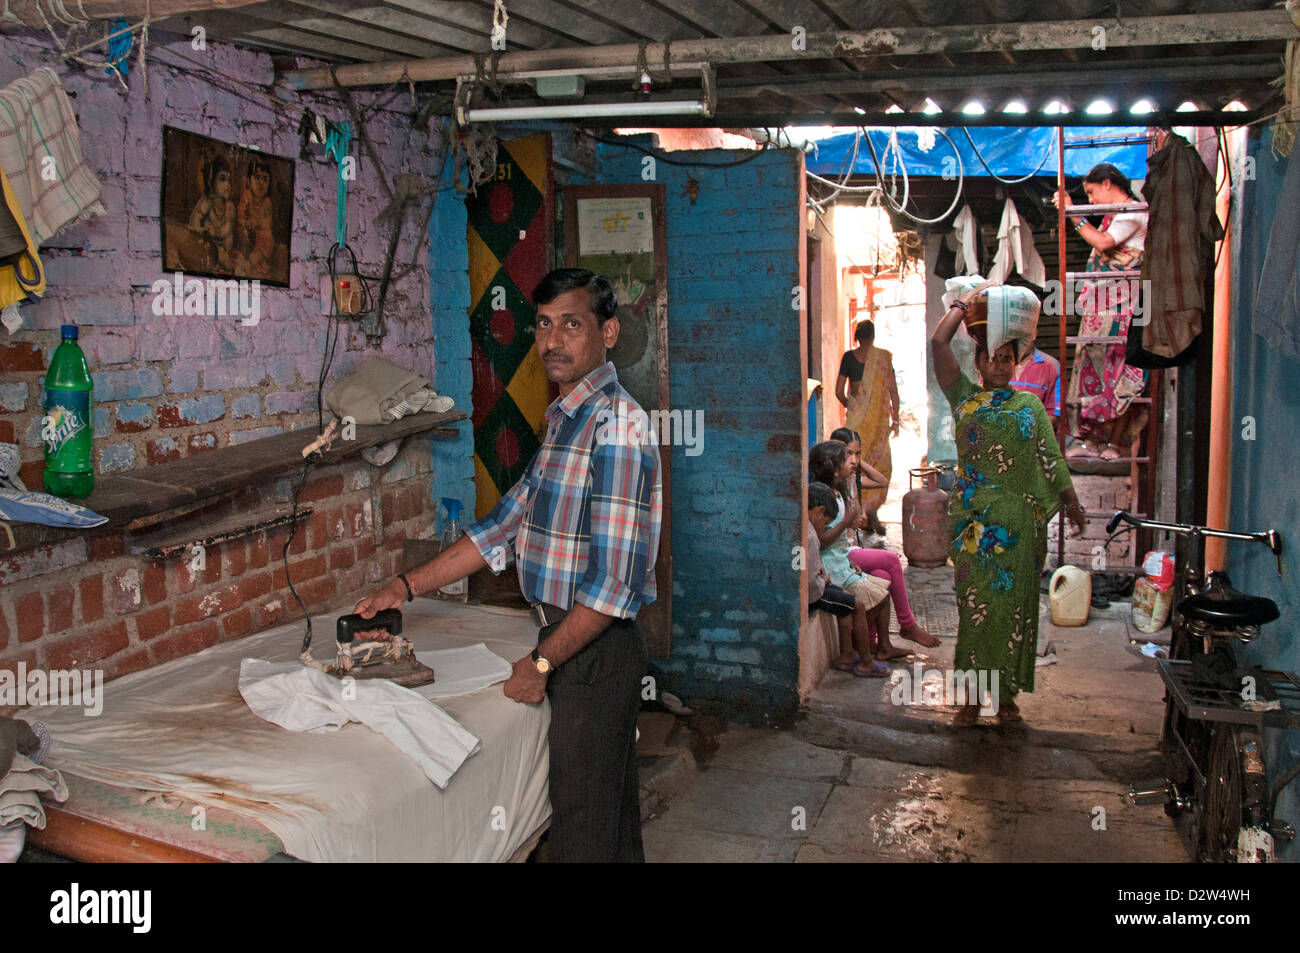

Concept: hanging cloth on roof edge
[[988, 197, 1046, 287]]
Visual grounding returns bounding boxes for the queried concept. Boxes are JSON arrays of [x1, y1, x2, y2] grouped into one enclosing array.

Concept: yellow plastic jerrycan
[[1049, 565, 1092, 626]]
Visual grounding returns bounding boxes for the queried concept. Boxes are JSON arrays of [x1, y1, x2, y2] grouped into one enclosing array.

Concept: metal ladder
[[1053, 131, 1162, 563]]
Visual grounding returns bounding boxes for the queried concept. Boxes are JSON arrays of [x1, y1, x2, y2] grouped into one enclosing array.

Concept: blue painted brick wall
[[580, 139, 805, 722], [1229, 127, 1300, 861], [429, 142, 475, 533]]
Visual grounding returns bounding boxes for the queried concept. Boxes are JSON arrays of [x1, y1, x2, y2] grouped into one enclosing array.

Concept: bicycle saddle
[[1178, 571, 1280, 628]]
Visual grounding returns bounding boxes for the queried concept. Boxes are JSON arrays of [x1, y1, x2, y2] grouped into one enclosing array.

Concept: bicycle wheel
[[1202, 724, 1273, 862]]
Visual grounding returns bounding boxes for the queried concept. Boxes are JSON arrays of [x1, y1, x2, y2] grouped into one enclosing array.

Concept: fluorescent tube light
[[462, 100, 710, 123]]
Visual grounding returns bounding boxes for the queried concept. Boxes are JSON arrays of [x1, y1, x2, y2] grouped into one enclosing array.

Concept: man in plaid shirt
[[356, 269, 662, 862]]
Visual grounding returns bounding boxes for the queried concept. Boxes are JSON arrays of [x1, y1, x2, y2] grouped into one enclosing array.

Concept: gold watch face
[[535, 656, 552, 675]]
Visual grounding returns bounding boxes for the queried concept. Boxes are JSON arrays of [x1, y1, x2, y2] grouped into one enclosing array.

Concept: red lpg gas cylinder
[[902, 467, 950, 568]]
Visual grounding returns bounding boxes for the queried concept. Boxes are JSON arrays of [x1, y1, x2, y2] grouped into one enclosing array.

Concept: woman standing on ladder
[[835, 319, 900, 538], [1054, 162, 1150, 461]]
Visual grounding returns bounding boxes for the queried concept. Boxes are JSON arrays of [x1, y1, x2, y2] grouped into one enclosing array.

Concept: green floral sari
[[942, 372, 1075, 702]]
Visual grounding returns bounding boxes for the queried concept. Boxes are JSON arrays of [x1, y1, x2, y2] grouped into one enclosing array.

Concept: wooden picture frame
[[160, 126, 294, 287]]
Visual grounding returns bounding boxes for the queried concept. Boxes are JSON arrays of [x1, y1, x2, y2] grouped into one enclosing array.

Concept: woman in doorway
[[1055, 162, 1150, 460], [835, 320, 901, 536], [930, 282, 1087, 726]]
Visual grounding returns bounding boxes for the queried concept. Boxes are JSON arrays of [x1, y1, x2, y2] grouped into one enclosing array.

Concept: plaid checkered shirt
[[465, 361, 662, 618]]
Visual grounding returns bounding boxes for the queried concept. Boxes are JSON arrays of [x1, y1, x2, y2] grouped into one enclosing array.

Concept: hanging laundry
[[0, 166, 45, 323], [1253, 139, 1300, 360], [934, 204, 982, 279], [1137, 134, 1225, 359], [988, 196, 1046, 286], [951, 204, 981, 275], [0, 67, 106, 246]]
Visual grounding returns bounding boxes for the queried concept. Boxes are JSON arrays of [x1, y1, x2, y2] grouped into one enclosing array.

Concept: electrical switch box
[[320, 273, 364, 315]]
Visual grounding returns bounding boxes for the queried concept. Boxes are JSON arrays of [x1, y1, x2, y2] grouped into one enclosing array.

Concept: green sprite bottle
[[43, 324, 95, 499]]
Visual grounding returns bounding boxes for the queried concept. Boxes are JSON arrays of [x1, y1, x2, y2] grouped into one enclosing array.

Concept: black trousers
[[542, 616, 647, 863]]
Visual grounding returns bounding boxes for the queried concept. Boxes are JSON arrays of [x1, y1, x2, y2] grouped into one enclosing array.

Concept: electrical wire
[[287, 457, 315, 654], [960, 127, 1056, 184], [864, 127, 965, 225]]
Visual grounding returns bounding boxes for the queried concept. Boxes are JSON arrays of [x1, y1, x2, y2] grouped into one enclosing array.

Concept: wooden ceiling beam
[[281, 10, 1299, 89], [5, 0, 262, 19]]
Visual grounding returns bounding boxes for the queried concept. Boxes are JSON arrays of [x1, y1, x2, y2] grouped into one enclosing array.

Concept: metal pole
[[1056, 124, 1068, 568]]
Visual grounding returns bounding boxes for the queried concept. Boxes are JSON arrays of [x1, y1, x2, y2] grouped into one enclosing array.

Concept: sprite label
[[43, 391, 92, 471]]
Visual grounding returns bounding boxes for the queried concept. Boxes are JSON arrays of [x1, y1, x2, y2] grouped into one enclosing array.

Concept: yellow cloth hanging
[[0, 165, 45, 308]]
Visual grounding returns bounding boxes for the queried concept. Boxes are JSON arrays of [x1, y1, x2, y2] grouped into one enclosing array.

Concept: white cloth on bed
[[19, 604, 550, 863], [238, 660, 481, 789], [417, 643, 513, 699]]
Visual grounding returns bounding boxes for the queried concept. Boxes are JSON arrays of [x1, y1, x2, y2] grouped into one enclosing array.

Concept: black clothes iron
[[300, 609, 436, 689]]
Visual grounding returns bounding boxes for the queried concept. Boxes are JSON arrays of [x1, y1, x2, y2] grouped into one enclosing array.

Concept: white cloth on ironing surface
[[416, 643, 513, 699], [238, 659, 481, 789]]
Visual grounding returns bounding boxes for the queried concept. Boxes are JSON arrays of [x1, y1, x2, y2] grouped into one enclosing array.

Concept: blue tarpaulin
[[806, 127, 1149, 181]]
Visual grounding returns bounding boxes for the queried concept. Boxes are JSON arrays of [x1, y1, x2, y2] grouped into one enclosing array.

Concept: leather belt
[[530, 602, 567, 629]]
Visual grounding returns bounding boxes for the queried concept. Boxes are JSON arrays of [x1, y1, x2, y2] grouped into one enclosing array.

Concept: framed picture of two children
[[160, 126, 294, 287]]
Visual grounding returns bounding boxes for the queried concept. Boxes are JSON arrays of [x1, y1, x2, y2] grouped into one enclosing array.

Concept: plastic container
[[42, 324, 94, 499], [437, 498, 468, 601], [1131, 576, 1173, 633], [1132, 550, 1175, 632], [1049, 565, 1091, 626]]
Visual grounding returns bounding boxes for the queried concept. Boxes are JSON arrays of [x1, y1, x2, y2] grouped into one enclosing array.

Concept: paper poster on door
[[576, 197, 653, 255]]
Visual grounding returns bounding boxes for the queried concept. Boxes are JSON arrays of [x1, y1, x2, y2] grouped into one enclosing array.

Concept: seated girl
[[810, 441, 894, 669], [826, 429, 943, 657]]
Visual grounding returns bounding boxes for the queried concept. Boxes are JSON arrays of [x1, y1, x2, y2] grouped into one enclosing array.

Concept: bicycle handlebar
[[1106, 510, 1284, 573]]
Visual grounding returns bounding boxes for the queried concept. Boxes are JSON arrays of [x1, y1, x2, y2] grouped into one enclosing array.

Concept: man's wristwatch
[[530, 648, 554, 675]]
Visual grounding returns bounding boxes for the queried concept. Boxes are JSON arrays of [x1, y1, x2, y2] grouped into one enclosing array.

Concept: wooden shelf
[[2, 409, 466, 557]]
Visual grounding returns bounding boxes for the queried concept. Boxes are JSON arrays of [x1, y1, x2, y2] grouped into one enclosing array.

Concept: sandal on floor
[[831, 655, 861, 673], [996, 701, 1023, 723], [952, 705, 980, 728], [852, 661, 892, 678]]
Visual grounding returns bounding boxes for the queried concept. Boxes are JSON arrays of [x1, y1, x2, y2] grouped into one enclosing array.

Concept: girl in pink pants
[[830, 427, 943, 660], [847, 546, 939, 658]]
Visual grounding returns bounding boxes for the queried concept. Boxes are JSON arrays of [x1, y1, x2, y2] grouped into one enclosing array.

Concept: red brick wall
[[0, 442, 436, 711]]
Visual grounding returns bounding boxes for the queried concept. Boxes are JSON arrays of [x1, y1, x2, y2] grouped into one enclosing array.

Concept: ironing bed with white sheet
[[22, 601, 551, 863]]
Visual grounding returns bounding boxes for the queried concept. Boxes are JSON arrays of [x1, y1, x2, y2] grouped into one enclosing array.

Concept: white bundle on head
[[941, 275, 1041, 355], [984, 286, 1041, 355]]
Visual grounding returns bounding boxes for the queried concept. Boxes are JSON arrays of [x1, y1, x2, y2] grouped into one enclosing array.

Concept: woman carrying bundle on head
[[930, 280, 1087, 726]]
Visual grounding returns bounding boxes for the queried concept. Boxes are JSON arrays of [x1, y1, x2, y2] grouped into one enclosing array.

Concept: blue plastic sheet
[[806, 127, 1149, 181]]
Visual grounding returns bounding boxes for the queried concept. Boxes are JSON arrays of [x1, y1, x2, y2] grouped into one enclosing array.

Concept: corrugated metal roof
[[125, 1, 1300, 123]]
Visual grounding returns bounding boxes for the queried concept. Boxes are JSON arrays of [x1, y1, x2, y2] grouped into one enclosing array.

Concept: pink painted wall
[[0, 29, 443, 484], [0, 30, 450, 686]]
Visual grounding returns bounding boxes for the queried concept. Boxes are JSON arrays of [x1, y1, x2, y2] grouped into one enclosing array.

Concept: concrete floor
[[641, 566, 1192, 863]]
